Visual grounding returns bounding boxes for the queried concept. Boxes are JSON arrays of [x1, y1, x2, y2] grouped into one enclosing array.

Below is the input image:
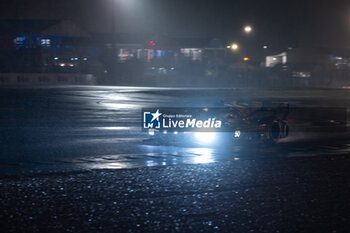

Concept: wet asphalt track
[[1, 86, 350, 175], [1, 86, 350, 232], [1, 157, 349, 232]]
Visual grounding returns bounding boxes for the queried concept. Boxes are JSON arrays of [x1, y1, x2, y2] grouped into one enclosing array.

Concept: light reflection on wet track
[[1, 86, 350, 175]]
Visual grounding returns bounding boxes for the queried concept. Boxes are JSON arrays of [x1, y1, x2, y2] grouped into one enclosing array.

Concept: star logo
[[143, 109, 162, 129], [151, 109, 162, 122]]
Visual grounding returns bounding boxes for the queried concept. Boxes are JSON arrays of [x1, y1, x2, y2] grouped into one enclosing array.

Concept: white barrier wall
[[0, 73, 96, 86]]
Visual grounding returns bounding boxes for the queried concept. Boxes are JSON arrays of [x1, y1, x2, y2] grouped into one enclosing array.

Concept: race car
[[222, 101, 289, 143], [144, 102, 290, 147]]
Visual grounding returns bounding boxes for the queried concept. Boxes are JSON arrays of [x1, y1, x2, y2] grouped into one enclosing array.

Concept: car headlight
[[194, 132, 217, 144]]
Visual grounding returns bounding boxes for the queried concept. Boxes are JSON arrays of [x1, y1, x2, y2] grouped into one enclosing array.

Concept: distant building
[[264, 47, 350, 87], [266, 52, 287, 68], [176, 37, 226, 61], [0, 20, 98, 85], [96, 35, 226, 63], [0, 19, 228, 85], [265, 47, 350, 78], [94, 34, 226, 83]]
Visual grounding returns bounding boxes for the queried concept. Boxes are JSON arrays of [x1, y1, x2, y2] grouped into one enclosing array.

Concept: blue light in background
[[156, 50, 162, 57]]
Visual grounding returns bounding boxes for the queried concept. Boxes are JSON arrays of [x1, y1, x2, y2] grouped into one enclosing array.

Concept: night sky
[[0, 0, 350, 48]]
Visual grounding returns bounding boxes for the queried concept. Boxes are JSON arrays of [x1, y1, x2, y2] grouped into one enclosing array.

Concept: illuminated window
[[14, 36, 26, 46], [156, 50, 163, 57], [41, 39, 51, 46], [180, 48, 202, 61]]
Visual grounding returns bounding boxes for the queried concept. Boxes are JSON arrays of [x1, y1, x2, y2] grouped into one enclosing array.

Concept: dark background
[[0, 0, 349, 47]]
